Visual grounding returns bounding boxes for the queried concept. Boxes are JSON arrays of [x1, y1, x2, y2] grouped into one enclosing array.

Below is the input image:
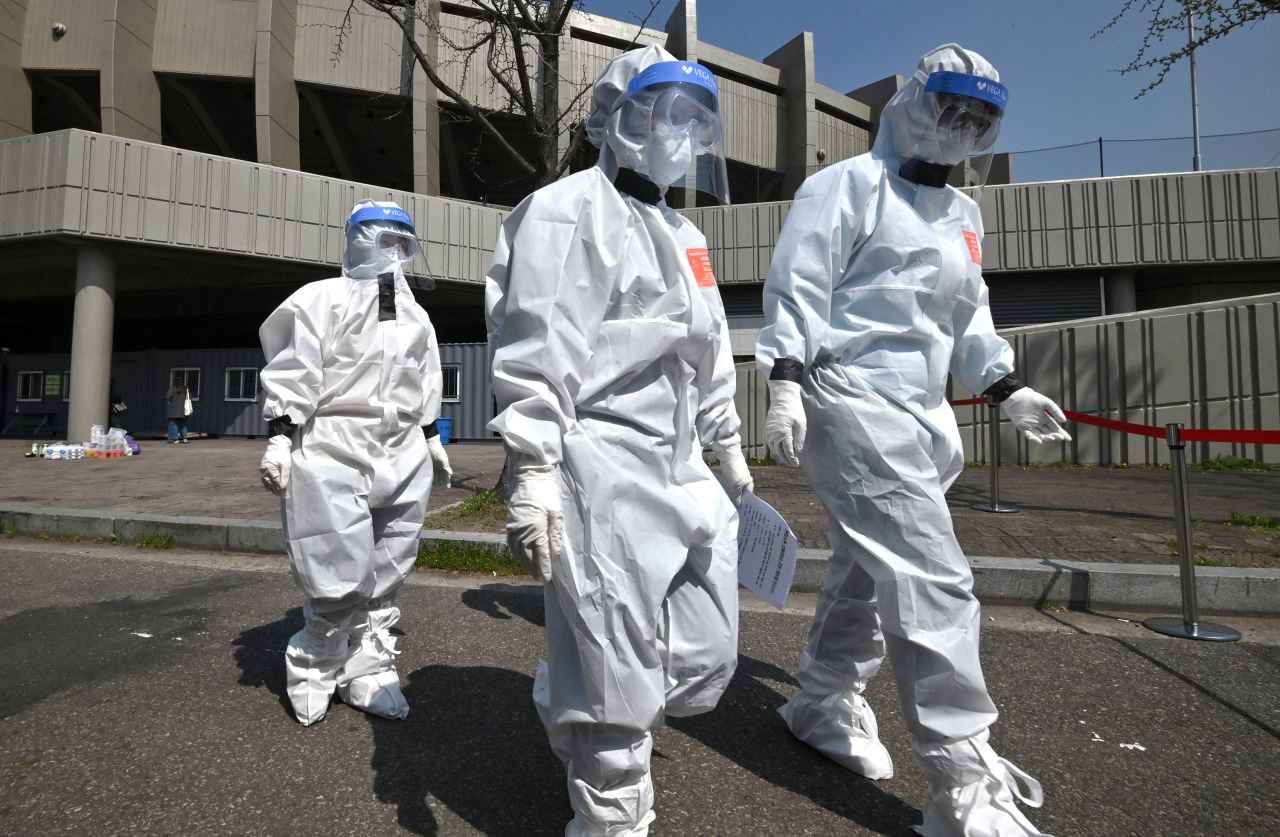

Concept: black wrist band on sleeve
[[982, 374, 1023, 404], [422, 420, 439, 439], [769, 358, 805, 383], [267, 416, 296, 438]]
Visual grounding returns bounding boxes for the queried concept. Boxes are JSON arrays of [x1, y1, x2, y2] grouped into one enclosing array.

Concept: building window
[[441, 365, 460, 402], [225, 368, 259, 402], [62, 371, 71, 401], [170, 367, 201, 400], [16, 371, 43, 401]]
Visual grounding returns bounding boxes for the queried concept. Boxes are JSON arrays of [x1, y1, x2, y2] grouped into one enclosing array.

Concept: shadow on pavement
[[230, 606, 301, 720], [0, 578, 230, 720], [1037, 607, 1280, 741], [369, 664, 566, 836], [670, 654, 920, 836], [460, 584, 545, 626]]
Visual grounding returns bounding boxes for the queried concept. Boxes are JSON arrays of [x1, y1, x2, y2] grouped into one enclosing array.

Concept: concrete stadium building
[[2, 1, 1278, 452]]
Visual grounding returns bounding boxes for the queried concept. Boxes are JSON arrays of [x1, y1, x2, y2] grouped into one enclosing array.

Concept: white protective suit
[[756, 45, 1055, 836], [487, 50, 747, 836], [259, 200, 447, 726]]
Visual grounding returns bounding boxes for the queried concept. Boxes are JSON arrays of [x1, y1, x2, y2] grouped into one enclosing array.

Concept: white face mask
[[643, 123, 695, 187]]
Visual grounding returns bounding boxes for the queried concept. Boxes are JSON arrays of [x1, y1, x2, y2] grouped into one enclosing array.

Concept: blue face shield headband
[[923, 71, 1008, 113], [626, 61, 719, 101], [348, 204, 414, 233]]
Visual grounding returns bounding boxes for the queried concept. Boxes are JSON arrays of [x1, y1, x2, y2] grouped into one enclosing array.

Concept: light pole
[[1186, 2, 1203, 171]]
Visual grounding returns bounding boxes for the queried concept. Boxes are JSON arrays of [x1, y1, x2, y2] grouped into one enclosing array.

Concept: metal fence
[[1005, 127, 1280, 184]]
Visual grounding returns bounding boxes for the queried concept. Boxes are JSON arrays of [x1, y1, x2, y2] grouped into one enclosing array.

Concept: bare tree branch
[[337, 0, 662, 191], [1094, 1, 1280, 96]]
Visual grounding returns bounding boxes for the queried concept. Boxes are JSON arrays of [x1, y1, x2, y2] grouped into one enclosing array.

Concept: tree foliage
[[1094, 1, 1280, 96], [341, 1, 659, 189]]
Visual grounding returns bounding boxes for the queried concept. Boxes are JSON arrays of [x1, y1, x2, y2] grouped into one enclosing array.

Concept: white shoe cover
[[284, 616, 350, 726], [914, 737, 1050, 837], [336, 607, 409, 720], [565, 808, 655, 837], [778, 689, 894, 780]]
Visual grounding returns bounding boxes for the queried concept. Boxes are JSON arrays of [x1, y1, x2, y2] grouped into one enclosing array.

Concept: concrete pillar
[[100, 0, 161, 142], [764, 32, 817, 197], [0, 0, 32, 138], [663, 0, 697, 62], [68, 245, 116, 443], [1106, 269, 1138, 314], [255, 0, 299, 169], [410, 2, 440, 195]]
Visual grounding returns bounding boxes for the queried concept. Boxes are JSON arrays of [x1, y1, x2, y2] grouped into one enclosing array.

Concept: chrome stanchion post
[[976, 396, 1018, 513], [1144, 423, 1241, 642]]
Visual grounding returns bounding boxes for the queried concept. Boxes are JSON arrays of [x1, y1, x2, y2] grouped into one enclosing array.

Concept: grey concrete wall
[[153, 0, 256, 77], [736, 293, 1280, 467], [100, 0, 161, 142], [979, 292, 1280, 466], [981, 168, 1280, 272], [1, 0, 32, 139], [0, 130, 504, 286], [255, 0, 300, 169]]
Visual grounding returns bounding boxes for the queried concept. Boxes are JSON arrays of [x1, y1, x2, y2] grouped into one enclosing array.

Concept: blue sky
[[582, 0, 1280, 175]]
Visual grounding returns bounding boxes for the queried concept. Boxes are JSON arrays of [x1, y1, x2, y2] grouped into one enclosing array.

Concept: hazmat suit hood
[[874, 44, 1006, 188], [341, 200, 421, 282], [584, 43, 679, 151]]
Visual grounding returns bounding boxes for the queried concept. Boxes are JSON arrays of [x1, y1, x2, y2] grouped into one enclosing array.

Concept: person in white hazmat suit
[[485, 46, 753, 836], [756, 45, 1070, 836], [258, 200, 453, 726]]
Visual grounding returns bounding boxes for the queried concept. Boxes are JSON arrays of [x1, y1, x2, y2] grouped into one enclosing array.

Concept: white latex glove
[[1001, 387, 1072, 444], [765, 379, 806, 467], [506, 464, 564, 582], [712, 436, 754, 506], [259, 435, 293, 496], [426, 434, 452, 486]]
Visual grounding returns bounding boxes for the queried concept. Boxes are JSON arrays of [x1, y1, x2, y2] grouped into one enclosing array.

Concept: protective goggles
[[350, 220, 420, 261], [933, 94, 1002, 153], [619, 85, 722, 154]]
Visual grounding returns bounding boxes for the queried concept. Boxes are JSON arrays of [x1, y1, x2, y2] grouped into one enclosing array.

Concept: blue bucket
[[436, 417, 453, 445]]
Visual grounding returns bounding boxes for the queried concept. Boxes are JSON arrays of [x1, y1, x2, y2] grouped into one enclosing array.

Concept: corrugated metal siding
[[814, 110, 868, 168], [2, 352, 73, 438], [437, 341, 493, 441], [3, 342, 496, 440], [718, 77, 780, 170]]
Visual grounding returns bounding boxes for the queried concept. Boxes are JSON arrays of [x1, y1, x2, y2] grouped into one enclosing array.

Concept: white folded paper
[[736, 490, 798, 610]]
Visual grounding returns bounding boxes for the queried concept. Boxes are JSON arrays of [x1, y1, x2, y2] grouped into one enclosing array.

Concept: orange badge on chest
[[962, 230, 982, 265], [686, 247, 717, 288]]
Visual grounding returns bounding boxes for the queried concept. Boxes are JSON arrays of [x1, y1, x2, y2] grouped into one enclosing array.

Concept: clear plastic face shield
[[921, 71, 1007, 187], [342, 203, 422, 281], [601, 61, 731, 206]]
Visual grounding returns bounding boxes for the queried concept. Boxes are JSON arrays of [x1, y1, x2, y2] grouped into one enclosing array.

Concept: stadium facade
[[1, 1, 1277, 443]]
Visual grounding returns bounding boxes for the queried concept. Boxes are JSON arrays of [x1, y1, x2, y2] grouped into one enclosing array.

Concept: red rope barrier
[[953, 401, 1279, 444], [1063, 410, 1280, 444], [1062, 410, 1168, 439], [1181, 427, 1280, 444]]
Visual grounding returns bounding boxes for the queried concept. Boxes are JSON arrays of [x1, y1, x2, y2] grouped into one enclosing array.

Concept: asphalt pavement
[[0, 539, 1277, 835]]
